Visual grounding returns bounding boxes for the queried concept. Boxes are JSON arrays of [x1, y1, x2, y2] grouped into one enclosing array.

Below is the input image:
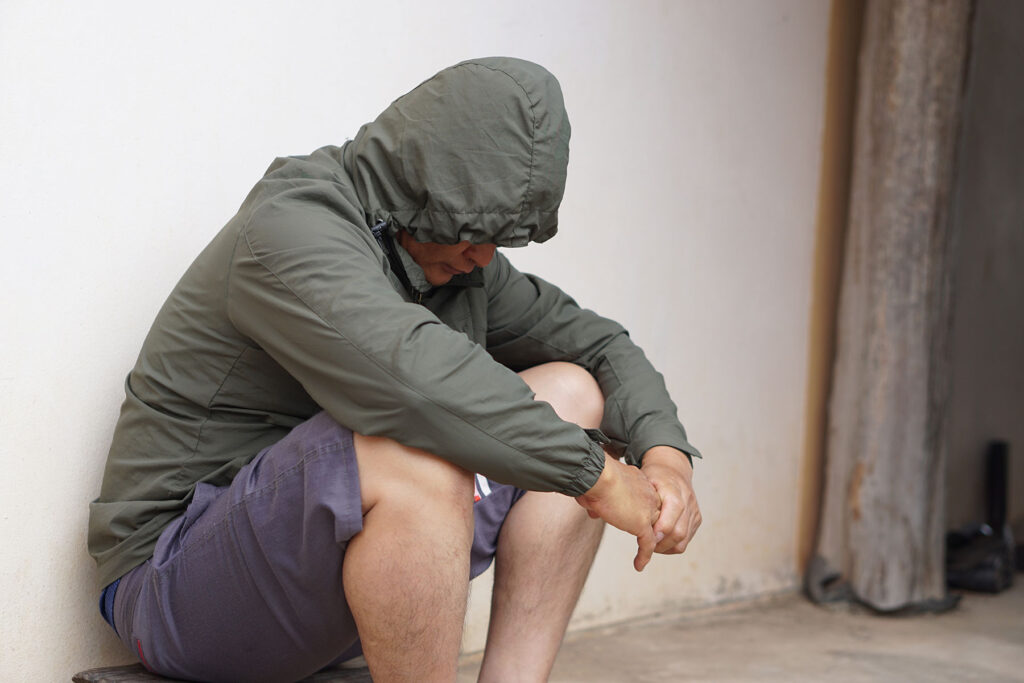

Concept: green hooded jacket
[[89, 57, 699, 587]]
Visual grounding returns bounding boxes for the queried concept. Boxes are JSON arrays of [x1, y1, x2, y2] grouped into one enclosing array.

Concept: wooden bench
[[72, 663, 372, 682]]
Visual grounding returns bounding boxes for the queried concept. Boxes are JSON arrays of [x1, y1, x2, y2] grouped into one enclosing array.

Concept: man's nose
[[466, 244, 497, 268]]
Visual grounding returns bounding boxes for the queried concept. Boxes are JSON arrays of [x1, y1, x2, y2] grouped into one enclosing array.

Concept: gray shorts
[[108, 411, 525, 682]]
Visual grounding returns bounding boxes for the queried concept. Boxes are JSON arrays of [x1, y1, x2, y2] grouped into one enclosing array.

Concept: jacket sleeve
[[225, 201, 605, 496], [484, 252, 701, 467]]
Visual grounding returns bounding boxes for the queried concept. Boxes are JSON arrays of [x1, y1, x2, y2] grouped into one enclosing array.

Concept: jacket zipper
[[370, 219, 424, 305]]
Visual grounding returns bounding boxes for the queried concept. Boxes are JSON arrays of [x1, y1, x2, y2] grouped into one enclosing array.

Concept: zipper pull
[[370, 220, 388, 250]]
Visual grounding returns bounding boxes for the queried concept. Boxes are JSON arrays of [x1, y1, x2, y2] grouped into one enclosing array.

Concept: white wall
[[0, 1, 829, 678]]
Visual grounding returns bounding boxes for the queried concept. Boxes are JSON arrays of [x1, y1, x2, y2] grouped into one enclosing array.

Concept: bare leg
[[477, 490, 604, 682], [343, 434, 475, 682], [477, 363, 607, 683]]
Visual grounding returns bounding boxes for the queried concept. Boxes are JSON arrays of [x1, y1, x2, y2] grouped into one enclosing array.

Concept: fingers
[[661, 508, 703, 555], [652, 488, 683, 553], [577, 457, 677, 570], [647, 476, 702, 554], [633, 526, 656, 572]]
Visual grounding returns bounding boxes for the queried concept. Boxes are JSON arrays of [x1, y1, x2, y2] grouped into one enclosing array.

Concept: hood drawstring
[[371, 220, 423, 304]]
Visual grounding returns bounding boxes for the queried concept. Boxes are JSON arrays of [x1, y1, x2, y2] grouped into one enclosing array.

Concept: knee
[[521, 362, 605, 428], [353, 433, 474, 523]]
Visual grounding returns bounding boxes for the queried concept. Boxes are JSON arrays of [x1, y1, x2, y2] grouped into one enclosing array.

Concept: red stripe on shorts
[[137, 639, 151, 671]]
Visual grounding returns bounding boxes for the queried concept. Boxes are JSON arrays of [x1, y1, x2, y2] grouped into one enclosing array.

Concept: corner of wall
[[795, 0, 865, 575]]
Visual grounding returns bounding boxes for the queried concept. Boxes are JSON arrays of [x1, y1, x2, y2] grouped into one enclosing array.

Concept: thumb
[[633, 526, 656, 572]]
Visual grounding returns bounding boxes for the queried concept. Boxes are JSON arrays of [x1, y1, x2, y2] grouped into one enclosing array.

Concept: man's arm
[[483, 253, 701, 467], [226, 207, 607, 497], [484, 253, 703, 562]]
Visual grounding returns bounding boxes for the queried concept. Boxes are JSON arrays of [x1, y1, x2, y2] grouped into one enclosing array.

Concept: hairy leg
[[477, 362, 607, 682], [477, 490, 604, 682], [343, 434, 475, 682]]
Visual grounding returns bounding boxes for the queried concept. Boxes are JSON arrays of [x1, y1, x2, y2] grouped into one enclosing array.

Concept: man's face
[[398, 232, 498, 286]]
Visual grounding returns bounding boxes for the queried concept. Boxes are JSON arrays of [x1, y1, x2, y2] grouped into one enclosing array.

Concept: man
[[89, 57, 701, 682]]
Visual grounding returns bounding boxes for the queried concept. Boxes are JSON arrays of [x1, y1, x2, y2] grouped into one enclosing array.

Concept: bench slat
[[72, 663, 373, 682]]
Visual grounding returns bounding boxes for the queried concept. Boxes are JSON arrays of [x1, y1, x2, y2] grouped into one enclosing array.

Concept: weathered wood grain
[[812, 0, 973, 611]]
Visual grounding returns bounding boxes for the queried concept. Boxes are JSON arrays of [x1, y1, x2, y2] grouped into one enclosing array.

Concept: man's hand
[[575, 453, 661, 572], [641, 446, 701, 555]]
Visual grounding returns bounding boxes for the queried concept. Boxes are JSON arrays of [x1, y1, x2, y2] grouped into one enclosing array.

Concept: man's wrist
[[579, 453, 619, 502], [641, 446, 693, 476]]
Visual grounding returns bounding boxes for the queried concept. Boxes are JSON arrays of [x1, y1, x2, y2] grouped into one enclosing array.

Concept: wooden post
[[809, 0, 973, 611]]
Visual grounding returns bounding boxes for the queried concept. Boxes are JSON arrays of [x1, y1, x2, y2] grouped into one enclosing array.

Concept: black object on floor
[[985, 441, 1009, 532], [946, 440, 1016, 593], [946, 523, 1015, 592]]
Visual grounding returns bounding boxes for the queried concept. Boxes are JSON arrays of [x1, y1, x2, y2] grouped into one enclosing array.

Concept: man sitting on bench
[[89, 57, 702, 682]]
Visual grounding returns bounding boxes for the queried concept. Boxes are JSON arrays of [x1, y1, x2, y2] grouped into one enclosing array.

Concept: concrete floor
[[458, 581, 1024, 682]]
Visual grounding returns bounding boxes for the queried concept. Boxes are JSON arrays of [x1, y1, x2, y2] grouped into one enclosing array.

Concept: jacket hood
[[343, 57, 571, 247]]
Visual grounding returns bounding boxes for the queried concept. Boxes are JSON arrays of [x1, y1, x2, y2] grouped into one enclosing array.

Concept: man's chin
[[425, 272, 453, 286]]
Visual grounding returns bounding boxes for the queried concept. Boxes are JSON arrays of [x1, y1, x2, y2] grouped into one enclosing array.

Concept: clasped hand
[[575, 447, 701, 571]]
